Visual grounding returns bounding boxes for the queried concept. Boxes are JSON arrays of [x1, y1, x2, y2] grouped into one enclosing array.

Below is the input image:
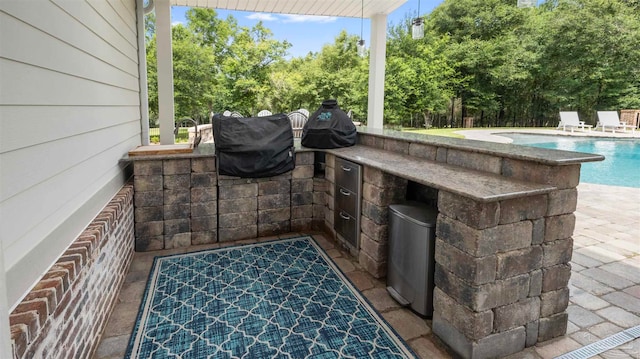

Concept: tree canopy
[[145, 0, 640, 128]]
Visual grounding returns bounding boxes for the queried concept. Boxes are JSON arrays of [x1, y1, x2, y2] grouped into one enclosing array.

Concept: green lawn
[[149, 128, 190, 143], [402, 128, 466, 138]]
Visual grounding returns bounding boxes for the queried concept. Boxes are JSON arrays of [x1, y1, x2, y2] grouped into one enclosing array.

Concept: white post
[[137, 0, 150, 146], [367, 13, 387, 130], [155, 0, 175, 144], [0, 243, 12, 359]]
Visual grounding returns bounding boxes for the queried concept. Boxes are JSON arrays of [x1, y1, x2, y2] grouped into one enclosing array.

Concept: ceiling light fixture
[[517, 0, 536, 8], [412, 0, 424, 40]]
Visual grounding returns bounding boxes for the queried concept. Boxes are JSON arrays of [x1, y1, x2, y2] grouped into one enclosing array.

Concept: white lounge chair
[[557, 111, 592, 132], [222, 110, 243, 118], [596, 111, 636, 133], [257, 110, 272, 117]]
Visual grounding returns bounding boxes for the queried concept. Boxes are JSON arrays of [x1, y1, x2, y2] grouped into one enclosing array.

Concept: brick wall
[[9, 184, 135, 359]]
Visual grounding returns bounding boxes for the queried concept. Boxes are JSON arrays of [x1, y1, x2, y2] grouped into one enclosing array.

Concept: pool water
[[503, 134, 640, 188]]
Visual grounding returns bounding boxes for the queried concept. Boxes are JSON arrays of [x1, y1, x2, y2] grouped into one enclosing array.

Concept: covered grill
[[213, 113, 295, 178]]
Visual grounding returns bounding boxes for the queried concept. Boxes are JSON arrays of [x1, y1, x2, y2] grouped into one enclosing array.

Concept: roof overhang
[[170, 0, 407, 18]]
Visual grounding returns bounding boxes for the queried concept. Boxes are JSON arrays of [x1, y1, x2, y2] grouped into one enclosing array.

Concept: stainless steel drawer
[[335, 186, 358, 216], [334, 210, 358, 248], [335, 158, 361, 193]]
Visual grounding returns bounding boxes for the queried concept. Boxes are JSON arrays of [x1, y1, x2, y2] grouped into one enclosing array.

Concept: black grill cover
[[301, 99, 357, 149], [213, 113, 294, 178]]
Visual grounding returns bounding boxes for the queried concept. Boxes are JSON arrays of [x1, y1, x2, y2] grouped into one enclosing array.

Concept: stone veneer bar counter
[[125, 128, 603, 359]]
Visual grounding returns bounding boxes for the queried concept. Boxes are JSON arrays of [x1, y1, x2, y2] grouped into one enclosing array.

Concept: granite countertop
[[124, 128, 604, 167], [357, 127, 605, 166], [327, 145, 556, 202]]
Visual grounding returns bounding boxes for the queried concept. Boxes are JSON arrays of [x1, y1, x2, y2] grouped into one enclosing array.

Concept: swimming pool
[[502, 134, 639, 188]]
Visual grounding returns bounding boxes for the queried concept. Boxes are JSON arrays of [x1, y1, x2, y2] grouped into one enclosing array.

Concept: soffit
[[171, 0, 407, 18]]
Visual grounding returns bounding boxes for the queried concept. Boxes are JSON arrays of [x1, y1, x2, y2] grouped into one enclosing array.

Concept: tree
[[185, 8, 291, 116], [385, 16, 456, 127], [535, 0, 640, 123], [171, 24, 216, 122], [428, 0, 534, 126]]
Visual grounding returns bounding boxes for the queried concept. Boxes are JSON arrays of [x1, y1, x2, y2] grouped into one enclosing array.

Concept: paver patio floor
[[94, 182, 639, 359]]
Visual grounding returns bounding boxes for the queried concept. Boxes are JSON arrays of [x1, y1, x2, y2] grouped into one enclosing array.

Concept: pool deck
[[457, 128, 640, 143]]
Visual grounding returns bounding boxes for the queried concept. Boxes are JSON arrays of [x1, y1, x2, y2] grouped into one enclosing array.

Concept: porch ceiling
[[170, 0, 407, 18]]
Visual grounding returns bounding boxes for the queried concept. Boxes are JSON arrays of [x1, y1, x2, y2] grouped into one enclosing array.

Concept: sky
[[170, 0, 444, 58]]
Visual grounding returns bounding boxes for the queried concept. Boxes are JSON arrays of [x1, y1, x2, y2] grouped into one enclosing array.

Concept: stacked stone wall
[[291, 152, 314, 233], [323, 154, 336, 238], [218, 178, 258, 241], [191, 158, 218, 244], [358, 167, 407, 278], [134, 158, 217, 250], [10, 185, 134, 359], [432, 187, 577, 358], [357, 132, 580, 357]]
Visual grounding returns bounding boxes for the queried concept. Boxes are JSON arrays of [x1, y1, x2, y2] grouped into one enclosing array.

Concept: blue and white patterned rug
[[125, 236, 416, 358]]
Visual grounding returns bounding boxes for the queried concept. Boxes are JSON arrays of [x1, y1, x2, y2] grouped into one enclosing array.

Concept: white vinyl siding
[[0, 0, 142, 307]]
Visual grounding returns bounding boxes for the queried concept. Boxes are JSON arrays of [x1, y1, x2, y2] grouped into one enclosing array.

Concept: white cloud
[[247, 13, 278, 21], [171, 21, 185, 27], [281, 14, 338, 24]]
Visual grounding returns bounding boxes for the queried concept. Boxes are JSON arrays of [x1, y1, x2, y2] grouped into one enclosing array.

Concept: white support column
[[137, 0, 150, 146], [155, 0, 175, 144], [0, 244, 12, 359], [367, 13, 387, 130]]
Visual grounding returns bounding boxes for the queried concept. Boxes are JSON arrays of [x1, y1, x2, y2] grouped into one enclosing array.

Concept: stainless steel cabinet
[[334, 157, 362, 249]]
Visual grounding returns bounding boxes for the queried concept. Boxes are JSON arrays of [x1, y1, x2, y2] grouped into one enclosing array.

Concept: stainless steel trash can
[[387, 201, 438, 317]]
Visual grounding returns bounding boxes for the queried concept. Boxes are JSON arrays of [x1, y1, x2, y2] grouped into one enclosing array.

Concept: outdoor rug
[[125, 236, 416, 358]]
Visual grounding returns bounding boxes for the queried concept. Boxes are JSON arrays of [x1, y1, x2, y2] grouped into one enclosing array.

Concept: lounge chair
[[557, 111, 592, 132], [287, 110, 308, 138], [222, 110, 244, 118], [596, 111, 636, 133], [257, 110, 272, 117]]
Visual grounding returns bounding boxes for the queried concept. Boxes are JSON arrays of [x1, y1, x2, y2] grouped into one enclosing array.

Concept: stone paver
[[602, 291, 640, 314], [621, 338, 640, 357], [595, 307, 640, 328], [599, 260, 640, 283], [570, 272, 616, 295], [534, 336, 582, 359], [382, 309, 431, 340], [575, 247, 627, 265], [567, 305, 606, 328], [570, 291, 610, 311], [363, 287, 402, 312], [571, 251, 605, 268], [93, 335, 129, 359], [624, 285, 640, 298], [409, 336, 453, 358], [581, 267, 634, 289], [588, 322, 624, 339]]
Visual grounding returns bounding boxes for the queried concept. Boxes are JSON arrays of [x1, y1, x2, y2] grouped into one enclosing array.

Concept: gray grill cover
[[301, 99, 357, 149], [213, 113, 294, 178]]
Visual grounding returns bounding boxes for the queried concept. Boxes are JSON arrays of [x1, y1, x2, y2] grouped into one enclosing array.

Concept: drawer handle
[[341, 166, 352, 172], [339, 211, 350, 220], [339, 188, 351, 196]]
